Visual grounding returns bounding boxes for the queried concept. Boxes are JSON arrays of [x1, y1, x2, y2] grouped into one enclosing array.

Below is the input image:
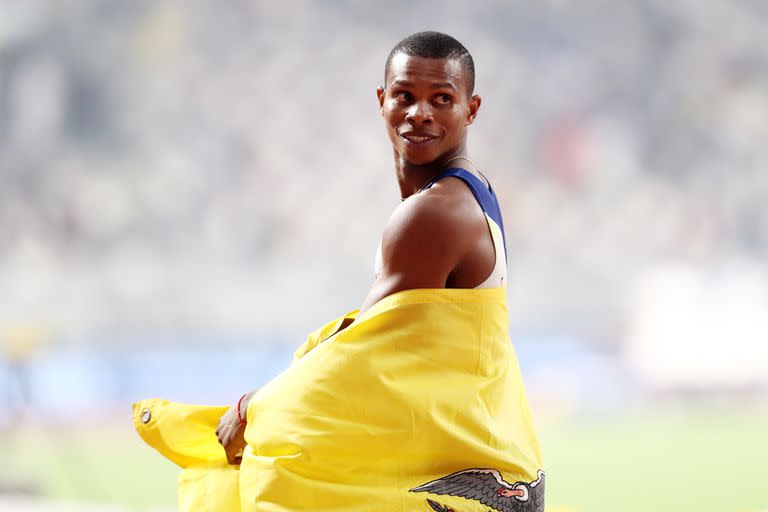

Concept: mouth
[[400, 132, 439, 145]]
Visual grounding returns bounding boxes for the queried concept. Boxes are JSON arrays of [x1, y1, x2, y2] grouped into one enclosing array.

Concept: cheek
[[382, 109, 403, 136], [439, 112, 466, 138], [383, 106, 402, 124]]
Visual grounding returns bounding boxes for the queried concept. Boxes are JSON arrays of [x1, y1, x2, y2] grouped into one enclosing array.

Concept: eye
[[434, 93, 453, 106], [393, 91, 412, 103]]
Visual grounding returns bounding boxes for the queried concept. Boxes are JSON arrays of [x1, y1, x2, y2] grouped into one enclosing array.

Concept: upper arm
[[358, 193, 469, 314]]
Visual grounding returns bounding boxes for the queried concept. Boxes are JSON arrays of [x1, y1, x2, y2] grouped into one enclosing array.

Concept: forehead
[[386, 53, 468, 93]]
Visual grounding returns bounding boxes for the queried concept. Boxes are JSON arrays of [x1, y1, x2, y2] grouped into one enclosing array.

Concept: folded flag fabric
[[132, 399, 241, 511], [135, 287, 544, 512]]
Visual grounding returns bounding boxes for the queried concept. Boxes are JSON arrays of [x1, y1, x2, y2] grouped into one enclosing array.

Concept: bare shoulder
[[381, 178, 486, 274], [358, 177, 488, 313], [386, 177, 485, 239]]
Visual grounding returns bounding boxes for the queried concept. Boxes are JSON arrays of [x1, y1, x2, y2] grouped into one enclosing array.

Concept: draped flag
[[135, 287, 544, 511]]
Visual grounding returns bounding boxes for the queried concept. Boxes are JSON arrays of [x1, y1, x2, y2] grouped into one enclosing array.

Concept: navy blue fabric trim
[[423, 167, 507, 259]]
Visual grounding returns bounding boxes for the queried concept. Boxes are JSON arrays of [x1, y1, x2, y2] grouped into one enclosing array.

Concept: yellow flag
[[132, 399, 241, 511], [136, 287, 545, 512]]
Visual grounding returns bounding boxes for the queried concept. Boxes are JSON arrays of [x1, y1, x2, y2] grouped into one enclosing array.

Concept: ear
[[376, 86, 386, 115], [466, 94, 482, 126]]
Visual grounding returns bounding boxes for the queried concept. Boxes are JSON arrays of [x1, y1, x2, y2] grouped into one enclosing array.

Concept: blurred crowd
[[1, 0, 767, 351]]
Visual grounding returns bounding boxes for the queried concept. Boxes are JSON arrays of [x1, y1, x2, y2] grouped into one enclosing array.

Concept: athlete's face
[[377, 54, 481, 166]]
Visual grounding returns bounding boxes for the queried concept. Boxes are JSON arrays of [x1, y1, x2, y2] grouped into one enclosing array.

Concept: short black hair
[[385, 31, 475, 95]]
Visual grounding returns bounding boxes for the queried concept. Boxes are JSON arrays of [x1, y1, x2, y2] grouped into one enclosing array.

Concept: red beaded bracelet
[[237, 393, 249, 425]]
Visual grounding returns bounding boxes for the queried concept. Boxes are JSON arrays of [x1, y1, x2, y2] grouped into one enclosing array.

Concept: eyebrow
[[429, 82, 458, 91], [390, 80, 458, 91]]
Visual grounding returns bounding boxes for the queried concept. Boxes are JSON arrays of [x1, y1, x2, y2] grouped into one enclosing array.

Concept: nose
[[405, 101, 433, 126]]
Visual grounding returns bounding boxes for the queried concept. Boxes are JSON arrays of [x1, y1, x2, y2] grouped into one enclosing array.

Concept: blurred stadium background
[[1, 0, 767, 510]]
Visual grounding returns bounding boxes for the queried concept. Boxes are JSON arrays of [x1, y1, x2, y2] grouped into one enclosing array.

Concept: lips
[[400, 132, 438, 144]]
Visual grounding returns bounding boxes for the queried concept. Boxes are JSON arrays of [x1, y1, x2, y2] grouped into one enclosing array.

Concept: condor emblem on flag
[[410, 468, 545, 512]]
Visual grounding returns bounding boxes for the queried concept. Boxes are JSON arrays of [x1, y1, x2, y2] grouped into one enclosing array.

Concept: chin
[[402, 149, 440, 167]]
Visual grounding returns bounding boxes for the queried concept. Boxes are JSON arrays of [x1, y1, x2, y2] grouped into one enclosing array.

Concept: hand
[[215, 391, 253, 465]]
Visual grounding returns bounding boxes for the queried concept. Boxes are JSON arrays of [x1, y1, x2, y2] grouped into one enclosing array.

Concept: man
[[215, 32, 543, 512], [217, 29, 496, 461]]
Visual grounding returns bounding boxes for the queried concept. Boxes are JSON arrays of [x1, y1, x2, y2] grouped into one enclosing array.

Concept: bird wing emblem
[[410, 468, 545, 512]]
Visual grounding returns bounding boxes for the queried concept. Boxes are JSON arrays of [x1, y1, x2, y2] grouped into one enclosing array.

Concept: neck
[[395, 144, 471, 200]]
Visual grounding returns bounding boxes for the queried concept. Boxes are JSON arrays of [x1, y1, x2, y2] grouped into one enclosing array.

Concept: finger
[[217, 428, 231, 448], [225, 442, 240, 465], [232, 443, 244, 465], [225, 437, 246, 465]]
